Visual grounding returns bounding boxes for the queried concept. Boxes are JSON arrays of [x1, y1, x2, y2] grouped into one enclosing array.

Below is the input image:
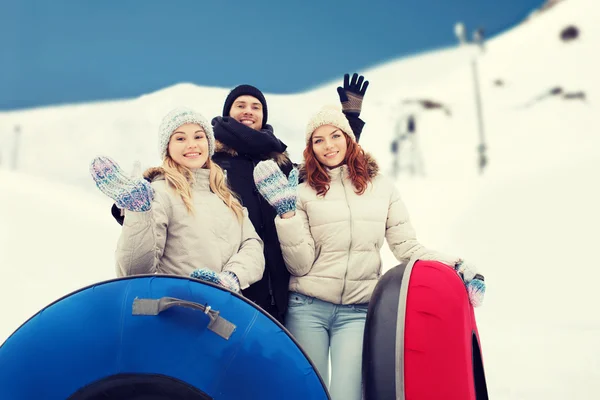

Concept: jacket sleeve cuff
[[222, 266, 251, 289], [274, 213, 306, 247], [123, 209, 153, 225], [346, 115, 366, 142]]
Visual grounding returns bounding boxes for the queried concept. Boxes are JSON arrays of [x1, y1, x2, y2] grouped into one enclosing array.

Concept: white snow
[[1, 0, 598, 397]]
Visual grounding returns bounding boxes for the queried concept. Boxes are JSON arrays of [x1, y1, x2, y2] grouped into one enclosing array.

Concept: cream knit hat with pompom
[[304, 105, 355, 143]]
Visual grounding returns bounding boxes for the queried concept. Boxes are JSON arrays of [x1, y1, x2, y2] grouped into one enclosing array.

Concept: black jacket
[[210, 117, 293, 323]]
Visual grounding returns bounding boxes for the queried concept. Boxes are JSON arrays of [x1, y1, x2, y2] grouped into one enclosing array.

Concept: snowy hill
[[1, 0, 599, 398], [0, 170, 120, 342]]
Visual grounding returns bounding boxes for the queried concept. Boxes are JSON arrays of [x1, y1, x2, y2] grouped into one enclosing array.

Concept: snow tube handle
[[132, 297, 236, 340]]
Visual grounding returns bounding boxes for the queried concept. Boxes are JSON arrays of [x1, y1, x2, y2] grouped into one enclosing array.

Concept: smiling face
[[228, 95, 264, 130], [167, 123, 209, 169], [311, 124, 348, 168]]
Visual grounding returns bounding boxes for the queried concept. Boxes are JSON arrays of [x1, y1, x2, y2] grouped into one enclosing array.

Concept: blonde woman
[[90, 107, 265, 292]]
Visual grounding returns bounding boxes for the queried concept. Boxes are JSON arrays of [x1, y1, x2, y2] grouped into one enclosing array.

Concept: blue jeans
[[285, 292, 368, 400]]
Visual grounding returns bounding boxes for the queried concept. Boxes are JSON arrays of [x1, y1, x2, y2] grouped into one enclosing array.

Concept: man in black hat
[[209, 74, 368, 323]]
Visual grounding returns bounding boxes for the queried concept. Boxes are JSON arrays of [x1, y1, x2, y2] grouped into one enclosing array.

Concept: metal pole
[[470, 58, 487, 173], [455, 23, 488, 173]]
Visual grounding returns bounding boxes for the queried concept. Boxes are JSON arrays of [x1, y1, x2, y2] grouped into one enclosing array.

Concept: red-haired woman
[[253, 106, 484, 400]]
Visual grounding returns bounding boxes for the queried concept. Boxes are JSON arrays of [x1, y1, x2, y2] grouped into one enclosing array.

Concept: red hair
[[303, 133, 371, 197]]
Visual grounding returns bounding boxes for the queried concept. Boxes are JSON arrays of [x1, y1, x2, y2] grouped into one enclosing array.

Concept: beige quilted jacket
[[115, 168, 265, 289], [275, 155, 458, 304]]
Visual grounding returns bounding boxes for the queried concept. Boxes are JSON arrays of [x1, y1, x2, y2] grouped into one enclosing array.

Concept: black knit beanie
[[222, 84, 268, 128]]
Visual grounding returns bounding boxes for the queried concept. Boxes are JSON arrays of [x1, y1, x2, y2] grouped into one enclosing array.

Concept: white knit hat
[[305, 105, 355, 143], [157, 107, 215, 160]]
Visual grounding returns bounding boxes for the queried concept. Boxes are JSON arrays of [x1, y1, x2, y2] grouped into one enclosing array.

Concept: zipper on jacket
[[339, 167, 353, 304], [268, 272, 275, 306]]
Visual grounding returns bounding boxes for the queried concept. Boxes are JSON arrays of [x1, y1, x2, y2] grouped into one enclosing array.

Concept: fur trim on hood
[[142, 166, 165, 182], [214, 139, 293, 168], [299, 152, 379, 182]]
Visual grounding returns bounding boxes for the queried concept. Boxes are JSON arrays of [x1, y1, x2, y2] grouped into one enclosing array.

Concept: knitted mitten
[[253, 160, 299, 216], [190, 268, 241, 293], [90, 156, 155, 212], [219, 271, 241, 293], [337, 73, 369, 118], [466, 277, 485, 308], [455, 260, 485, 307]]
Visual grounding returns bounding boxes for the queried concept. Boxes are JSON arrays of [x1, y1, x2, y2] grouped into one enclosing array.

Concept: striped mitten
[[190, 268, 241, 293], [253, 160, 299, 217], [455, 260, 485, 307], [90, 156, 155, 212]]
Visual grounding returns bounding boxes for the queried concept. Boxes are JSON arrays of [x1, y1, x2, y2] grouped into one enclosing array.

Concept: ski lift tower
[[390, 113, 424, 178], [455, 22, 488, 174]]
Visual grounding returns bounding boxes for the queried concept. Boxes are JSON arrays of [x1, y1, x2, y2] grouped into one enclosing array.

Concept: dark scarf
[[212, 116, 287, 159]]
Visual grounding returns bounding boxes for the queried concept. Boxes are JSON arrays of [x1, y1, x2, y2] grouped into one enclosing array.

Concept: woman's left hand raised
[[337, 72, 369, 118]]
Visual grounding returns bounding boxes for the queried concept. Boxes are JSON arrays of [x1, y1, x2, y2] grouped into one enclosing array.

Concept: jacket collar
[[190, 168, 210, 190], [212, 116, 288, 159], [299, 152, 380, 181], [142, 166, 211, 191]]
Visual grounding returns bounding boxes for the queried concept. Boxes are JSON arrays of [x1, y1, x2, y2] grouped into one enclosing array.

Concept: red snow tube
[[363, 259, 488, 400]]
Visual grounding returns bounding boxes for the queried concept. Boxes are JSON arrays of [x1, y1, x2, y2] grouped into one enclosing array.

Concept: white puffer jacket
[[275, 155, 458, 304], [115, 167, 265, 289]]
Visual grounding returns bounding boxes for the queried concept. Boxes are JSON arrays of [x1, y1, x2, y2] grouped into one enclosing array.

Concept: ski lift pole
[[455, 23, 488, 174], [470, 57, 487, 173], [471, 28, 487, 174]]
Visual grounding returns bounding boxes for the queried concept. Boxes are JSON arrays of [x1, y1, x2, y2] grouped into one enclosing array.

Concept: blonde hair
[[161, 156, 244, 222]]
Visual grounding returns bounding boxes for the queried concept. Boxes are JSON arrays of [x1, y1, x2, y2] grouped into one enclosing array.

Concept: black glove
[[337, 73, 369, 118]]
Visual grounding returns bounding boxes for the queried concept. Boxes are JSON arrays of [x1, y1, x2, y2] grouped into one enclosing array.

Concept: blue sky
[[1, 0, 545, 110]]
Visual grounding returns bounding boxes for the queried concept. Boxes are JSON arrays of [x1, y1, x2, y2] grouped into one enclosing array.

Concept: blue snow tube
[[0, 275, 330, 399]]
